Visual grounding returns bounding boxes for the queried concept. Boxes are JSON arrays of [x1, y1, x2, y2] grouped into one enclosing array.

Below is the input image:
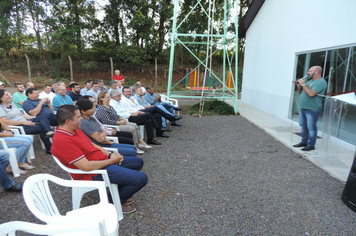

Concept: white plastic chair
[[9, 128, 35, 164], [161, 94, 180, 115], [52, 155, 123, 221], [9, 125, 48, 151], [106, 136, 119, 143], [0, 139, 20, 177], [0, 221, 105, 236], [22, 173, 119, 236], [104, 124, 120, 131]]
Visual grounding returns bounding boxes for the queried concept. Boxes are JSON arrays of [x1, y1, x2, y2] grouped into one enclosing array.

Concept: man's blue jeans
[[0, 150, 14, 189], [299, 108, 322, 147], [102, 143, 137, 157], [157, 102, 177, 125], [92, 156, 147, 203]]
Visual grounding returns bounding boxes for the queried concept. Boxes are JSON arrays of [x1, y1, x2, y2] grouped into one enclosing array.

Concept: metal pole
[[24, 54, 31, 82], [68, 56, 73, 82], [233, 0, 239, 114], [167, 0, 179, 97]]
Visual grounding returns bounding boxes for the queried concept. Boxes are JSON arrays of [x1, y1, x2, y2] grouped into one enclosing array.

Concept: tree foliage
[[0, 0, 243, 65]]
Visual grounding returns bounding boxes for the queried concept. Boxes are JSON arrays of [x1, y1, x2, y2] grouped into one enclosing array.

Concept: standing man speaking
[[293, 66, 327, 151]]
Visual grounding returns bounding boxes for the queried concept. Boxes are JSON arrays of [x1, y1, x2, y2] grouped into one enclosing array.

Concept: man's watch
[[302, 84, 306, 87]]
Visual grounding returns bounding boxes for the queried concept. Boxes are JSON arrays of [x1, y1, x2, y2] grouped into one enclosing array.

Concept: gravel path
[[0, 109, 355, 235]]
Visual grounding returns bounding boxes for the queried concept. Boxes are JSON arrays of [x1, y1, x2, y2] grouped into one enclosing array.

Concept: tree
[[44, 0, 99, 58], [237, 0, 253, 67]]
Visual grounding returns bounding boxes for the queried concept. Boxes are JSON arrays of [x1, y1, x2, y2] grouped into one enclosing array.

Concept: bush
[[189, 99, 235, 115]]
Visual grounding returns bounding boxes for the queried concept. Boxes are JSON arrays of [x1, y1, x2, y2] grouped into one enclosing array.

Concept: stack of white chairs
[[22, 173, 120, 236]]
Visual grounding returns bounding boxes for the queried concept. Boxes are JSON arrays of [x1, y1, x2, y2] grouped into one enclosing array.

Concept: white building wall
[[241, 0, 356, 120]]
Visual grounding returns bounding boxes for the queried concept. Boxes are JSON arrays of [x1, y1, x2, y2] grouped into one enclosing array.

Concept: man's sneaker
[[301, 146, 315, 151], [121, 203, 136, 214], [293, 142, 307, 148]]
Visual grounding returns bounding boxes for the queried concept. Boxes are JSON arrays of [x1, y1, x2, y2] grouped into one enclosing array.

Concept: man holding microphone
[[293, 66, 327, 151]]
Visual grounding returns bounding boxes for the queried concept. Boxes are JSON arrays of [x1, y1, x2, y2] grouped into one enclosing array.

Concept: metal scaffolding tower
[[167, 0, 239, 114]]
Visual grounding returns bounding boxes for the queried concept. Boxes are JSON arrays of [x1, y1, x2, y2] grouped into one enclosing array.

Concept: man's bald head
[[312, 66, 322, 75], [308, 66, 322, 80]]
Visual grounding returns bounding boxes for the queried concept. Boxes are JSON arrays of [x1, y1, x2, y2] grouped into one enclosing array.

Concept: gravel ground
[[0, 99, 355, 235]]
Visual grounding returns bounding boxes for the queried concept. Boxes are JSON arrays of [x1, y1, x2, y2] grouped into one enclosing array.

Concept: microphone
[[293, 74, 308, 84], [300, 75, 308, 80]]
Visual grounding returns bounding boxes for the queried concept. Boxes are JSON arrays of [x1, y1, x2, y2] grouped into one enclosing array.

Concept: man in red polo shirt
[[113, 70, 125, 84], [51, 105, 147, 213]]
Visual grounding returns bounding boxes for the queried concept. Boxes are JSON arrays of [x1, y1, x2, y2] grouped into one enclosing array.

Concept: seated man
[[52, 85, 74, 111], [110, 90, 163, 145], [80, 80, 92, 96], [0, 150, 23, 192], [87, 82, 100, 101], [22, 88, 58, 127], [113, 70, 125, 84], [97, 80, 108, 92], [122, 86, 182, 131], [52, 105, 147, 213], [12, 82, 27, 109], [51, 81, 58, 93], [68, 83, 82, 103], [39, 84, 56, 102], [107, 81, 120, 96], [25, 82, 35, 89], [136, 80, 146, 95], [144, 85, 183, 118], [134, 87, 180, 127]]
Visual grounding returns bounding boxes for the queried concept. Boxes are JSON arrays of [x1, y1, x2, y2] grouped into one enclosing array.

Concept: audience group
[[0, 71, 183, 214]]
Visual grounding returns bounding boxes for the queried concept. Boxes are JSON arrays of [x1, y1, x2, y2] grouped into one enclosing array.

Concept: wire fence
[[0, 57, 238, 91]]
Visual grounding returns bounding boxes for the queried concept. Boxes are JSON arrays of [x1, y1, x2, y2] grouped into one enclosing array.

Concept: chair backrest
[[22, 173, 109, 224], [22, 174, 62, 221], [0, 221, 105, 236]]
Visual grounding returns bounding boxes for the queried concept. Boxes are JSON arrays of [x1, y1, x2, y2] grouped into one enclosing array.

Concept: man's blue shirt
[[134, 94, 150, 106], [52, 94, 74, 111], [22, 98, 54, 116], [143, 93, 160, 106]]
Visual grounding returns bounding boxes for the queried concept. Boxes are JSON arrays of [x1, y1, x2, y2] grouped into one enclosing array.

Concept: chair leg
[[72, 186, 98, 210], [109, 184, 124, 221], [8, 148, 20, 177], [139, 125, 145, 139], [26, 145, 36, 163], [40, 139, 46, 150]]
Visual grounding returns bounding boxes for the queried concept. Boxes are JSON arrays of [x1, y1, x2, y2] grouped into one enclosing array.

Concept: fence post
[[110, 57, 113, 81], [155, 58, 157, 89], [68, 56, 73, 82], [24, 54, 31, 82]]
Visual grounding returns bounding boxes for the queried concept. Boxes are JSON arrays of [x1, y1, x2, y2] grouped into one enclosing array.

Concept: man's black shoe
[[173, 107, 182, 111], [5, 182, 23, 192], [293, 142, 308, 148], [156, 133, 169, 138], [147, 139, 162, 145], [161, 127, 171, 132], [301, 146, 315, 151], [171, 123, 182, 127], [173, 116, 182, 121]]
